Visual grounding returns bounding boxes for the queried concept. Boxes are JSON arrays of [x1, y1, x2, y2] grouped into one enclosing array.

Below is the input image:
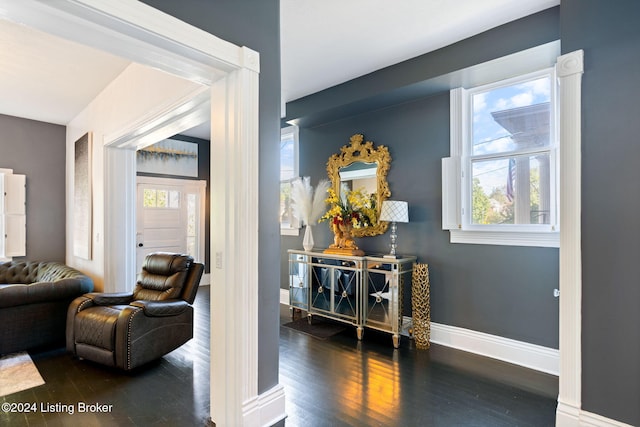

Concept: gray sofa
[[0, 261, 93, 355]]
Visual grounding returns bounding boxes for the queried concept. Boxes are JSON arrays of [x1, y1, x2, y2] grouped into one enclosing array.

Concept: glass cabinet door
[[364, 261, 398, 332], [333, 263, 359, 319], [288, 252, 309, 311], [364, 257, 415, 347], [309, 257, 360, 323]]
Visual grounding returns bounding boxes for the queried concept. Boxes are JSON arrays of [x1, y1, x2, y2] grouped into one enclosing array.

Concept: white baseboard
[[282, 289, 558, 375], [280, 288, 289, 305], [242, 384, 286, 427], [556, 401, 582, 427], [557, 401, 635, 427], [428, 321, 559, 376], [579, 409, 635, 427]]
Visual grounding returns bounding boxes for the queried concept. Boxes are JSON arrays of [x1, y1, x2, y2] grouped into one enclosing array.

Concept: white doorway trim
[[556, 50, 584, 426], [0, 1, 284, 426]]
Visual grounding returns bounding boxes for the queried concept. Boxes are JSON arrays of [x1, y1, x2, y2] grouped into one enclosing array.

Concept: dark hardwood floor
[[1, 288, 212, 427], [1, 286, 558, 426], [278, 307, 557, 427]]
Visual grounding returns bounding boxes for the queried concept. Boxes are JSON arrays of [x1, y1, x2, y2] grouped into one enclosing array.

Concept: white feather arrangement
[[290, 177, 330, 226], [311, 179, 331, 224]]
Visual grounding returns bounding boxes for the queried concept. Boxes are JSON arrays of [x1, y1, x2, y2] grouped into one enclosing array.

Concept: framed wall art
[[73, 132, 92, 260], [137, 138, 198, 177]]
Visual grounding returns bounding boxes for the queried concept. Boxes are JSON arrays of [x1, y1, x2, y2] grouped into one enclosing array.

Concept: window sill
[[449, 229, 559, 248]]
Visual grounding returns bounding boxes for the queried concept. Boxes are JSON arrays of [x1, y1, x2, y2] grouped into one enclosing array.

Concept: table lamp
[[379, 200, 409, 258]]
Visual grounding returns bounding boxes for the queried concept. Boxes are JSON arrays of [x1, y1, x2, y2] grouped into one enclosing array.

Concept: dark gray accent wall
[[140, 0, 281, 395], [286, 93, 559, 349], [561, 0, 640, 425], [0, 114, 66, 262], [282, 8, 561, 350], [137, 134, 211, 273]]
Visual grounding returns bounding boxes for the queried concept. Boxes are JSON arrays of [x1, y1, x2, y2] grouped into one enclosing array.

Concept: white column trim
[[556, 49, 584, 427], [210, 47, 282, 426], [449, 87, 465, 158], [103, 145, 137, 293]]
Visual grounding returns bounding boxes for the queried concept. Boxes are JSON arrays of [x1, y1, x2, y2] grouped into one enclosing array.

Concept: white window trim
[[280, 125, 300, 235], [443, 68, 560, 248], [0, 168, 26, 261]]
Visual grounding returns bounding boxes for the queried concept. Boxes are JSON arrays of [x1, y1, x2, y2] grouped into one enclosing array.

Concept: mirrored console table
[[288, 249, 416, 348]]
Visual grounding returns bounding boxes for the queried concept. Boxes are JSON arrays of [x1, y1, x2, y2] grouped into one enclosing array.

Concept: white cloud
[[495, 98, 509, 110], [510, 92, 533, 107], [473, 92, 487, 112], [491, 92, 533, 111], [518, 77, 550, 98], [474, 134, 513, 156]]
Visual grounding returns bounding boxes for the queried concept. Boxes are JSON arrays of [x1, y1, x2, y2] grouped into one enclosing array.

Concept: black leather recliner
[[66, 252, 204, 370]]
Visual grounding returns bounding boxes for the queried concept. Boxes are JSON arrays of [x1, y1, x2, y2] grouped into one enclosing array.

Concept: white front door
[[136, 176, 206, 273]]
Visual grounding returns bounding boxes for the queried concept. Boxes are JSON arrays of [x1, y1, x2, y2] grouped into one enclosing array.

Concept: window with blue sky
[[468, 73, 553, 226], [280, 126, 299, 232]]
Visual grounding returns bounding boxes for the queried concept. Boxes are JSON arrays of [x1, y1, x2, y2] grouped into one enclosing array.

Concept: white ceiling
[[0, 0, 558, 140], [0, 19, 130, 127], [280, 0, 559, 102]]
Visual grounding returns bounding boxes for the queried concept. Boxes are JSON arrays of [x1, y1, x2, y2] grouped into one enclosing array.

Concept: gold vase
[[324, 222, 364, 256], [411, 263, 430, 350]]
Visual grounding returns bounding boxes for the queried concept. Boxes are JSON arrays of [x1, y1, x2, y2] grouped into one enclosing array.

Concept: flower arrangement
[[319, 185, 377, 230], [290, 177, 330, 251]]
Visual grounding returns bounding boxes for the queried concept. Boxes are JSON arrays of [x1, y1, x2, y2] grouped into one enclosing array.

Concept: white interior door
[[136, 176, 206, 273]]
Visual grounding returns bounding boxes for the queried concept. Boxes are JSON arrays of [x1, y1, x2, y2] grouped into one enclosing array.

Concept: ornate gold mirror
[[326, 134, 391, 237]]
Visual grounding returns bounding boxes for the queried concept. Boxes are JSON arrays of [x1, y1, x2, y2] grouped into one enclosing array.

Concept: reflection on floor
[[278, 306, 557, 427]]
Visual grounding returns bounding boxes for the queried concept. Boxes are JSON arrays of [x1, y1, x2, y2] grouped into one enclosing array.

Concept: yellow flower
[[319, 186, 378, 228]]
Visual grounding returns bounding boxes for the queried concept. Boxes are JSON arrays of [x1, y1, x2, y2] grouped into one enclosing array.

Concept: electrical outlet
[[215, 252, 222, 269]]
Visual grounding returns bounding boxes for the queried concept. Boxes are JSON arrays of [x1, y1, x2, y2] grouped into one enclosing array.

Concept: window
[[143, 188, 180, 208], [443, 68, 559, 247], [280, 126, 299, 235], [0, 169, 26, 261], [186, 193, 197, 257]]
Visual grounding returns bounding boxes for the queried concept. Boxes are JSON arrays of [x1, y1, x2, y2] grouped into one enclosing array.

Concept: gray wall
[[282, 8, 561, 350], [140, 0, 281, 395], [0, 114, 66, 262], [285, 93, 560, 349], [561, 0, 640, 424]]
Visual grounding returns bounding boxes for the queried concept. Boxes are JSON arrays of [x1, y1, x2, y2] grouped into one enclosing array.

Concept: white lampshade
[[379, 200, 409, 223]]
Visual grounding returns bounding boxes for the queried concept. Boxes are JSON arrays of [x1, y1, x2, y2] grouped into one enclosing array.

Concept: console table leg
[[307, 313, 312, 324], [392, 334, 400, 349], [356, 326, 364, 340]]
